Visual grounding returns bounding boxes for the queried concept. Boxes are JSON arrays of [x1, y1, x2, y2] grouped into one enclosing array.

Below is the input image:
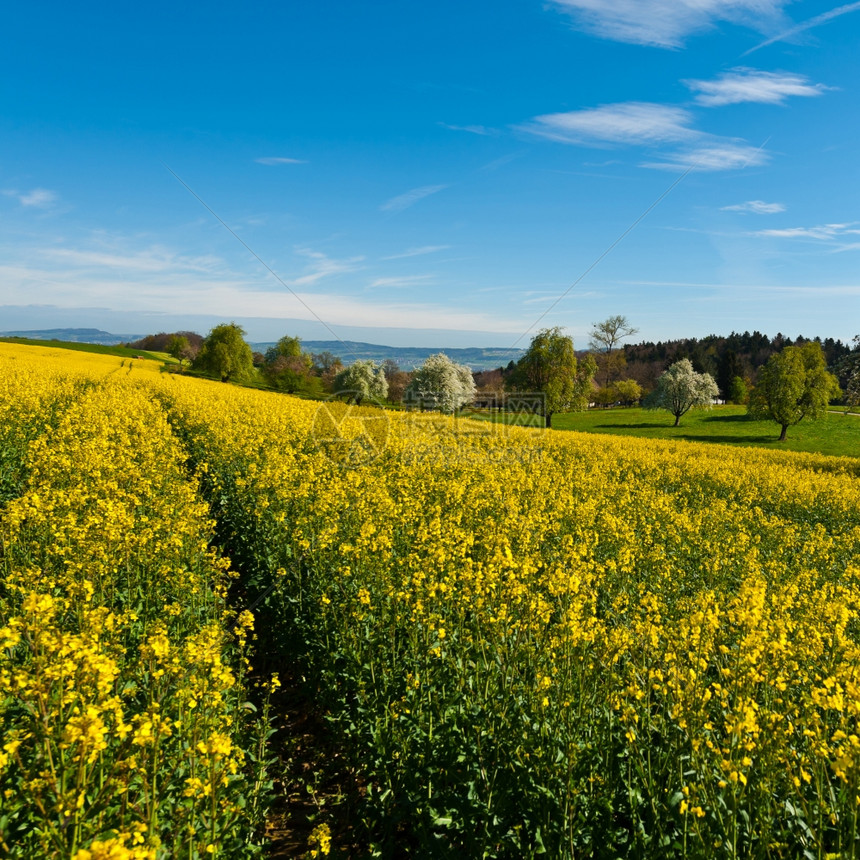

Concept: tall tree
[[589, 315, 639, 385], [265, 334, 303, 363], [748, 341, 842, 440], [507, 327, 596, 428], [193, 323, 254, 383], [589, 315, 639, 354], [644, 359, 719, 426]]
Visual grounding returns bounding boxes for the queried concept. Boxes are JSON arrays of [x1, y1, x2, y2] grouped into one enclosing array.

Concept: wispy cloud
[[480, 152, 523, 172], [524, 101, 769, 172], [745, 0, 860, 54], [255, 156, 307, 165], [289, 247, 364, 287], [525, 102, 697, 146], [686, 68, 829, 106], [438, 122, 496, 136], [754, 222, 860, 241], [382, 245, 450, 260], [380, 184, 447, 213], [42, 245, 220, 273], [620, 278, 860, 296], [3, 188, 59, 208], [368, 274, 435, 289], [550, 0, 788, 48], [722, 200, 785, 214], [645, 141, 769, 171]]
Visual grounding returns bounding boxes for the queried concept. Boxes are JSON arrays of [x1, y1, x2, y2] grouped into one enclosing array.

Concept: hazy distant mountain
[[252, 339, 524, 371], [0, 328, 143, 345], [1, 328, 523, 370]]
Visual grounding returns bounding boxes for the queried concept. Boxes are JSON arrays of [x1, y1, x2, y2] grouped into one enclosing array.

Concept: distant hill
[[0, 328, 143, 345], [253, 339, 524, 371]]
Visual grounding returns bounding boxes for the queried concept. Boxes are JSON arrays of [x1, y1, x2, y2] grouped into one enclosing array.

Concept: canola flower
[[158, 368, 860, 858], [5, 342, 860, 858], [0, 345, 268, 858]]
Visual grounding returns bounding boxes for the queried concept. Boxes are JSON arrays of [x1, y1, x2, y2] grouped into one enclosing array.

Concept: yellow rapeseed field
[[3, 341, 860, 858], [0, 345, 270, 859]]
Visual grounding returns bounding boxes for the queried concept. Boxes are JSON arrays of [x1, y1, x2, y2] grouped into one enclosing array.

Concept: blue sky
[[2, 0, 859, 348]]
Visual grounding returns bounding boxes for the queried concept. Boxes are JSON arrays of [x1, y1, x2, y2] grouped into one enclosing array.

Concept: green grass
[[466, 404, 860, 458], [0, 336, 177, 363]]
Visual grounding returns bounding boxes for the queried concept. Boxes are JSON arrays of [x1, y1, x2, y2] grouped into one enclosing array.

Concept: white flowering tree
[[645, 358, 719, 426], [404, 352, 476, 413], [332, 359, 388, 404]]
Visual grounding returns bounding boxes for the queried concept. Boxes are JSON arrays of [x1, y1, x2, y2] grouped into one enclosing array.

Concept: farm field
[[0, 336, 176, 365], [465, 404, 860, 459], [3, 342, 860, 858]]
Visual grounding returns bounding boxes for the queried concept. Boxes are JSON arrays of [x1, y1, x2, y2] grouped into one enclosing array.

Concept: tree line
[[130, 318, 859, 441]]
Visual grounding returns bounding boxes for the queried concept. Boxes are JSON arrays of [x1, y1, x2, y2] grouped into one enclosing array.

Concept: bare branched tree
[[588, 315, 639, 354]]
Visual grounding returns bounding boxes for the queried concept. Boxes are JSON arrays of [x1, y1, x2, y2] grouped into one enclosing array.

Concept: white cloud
[[745, 1, 860, 54], [721, 200, 785, 214], [524, 101, 769, 172], [754, 223, 860, 240], [255, 156, 307, 165], [4, 188, 59, 208], [525, 102, 697, 146], [686, 68, 829, 106], [382, 245, 450, 260], [645, 141, 769, 171], [380, 184, 448, 213], [550, 0, 788, 48]]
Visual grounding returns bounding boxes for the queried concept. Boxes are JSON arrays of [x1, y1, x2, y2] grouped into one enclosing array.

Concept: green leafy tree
[[332, 360, 388, 404], [265, 335, 302, 363], [645, 358, 719, 426], [507, 327, 596, 428], [729, 376, 748, 405], [748, 341, 842, 440], [262, 335, 328, 397], [613, 378, 642, 406], [593, 378, 640, 408], [262, 335, 319, 394], [193, 323, 254, 383], [592, 385, 617, 408], [166, 334, 196, 371], [404, 353, 475, 413], [264, 354, 320, 395]]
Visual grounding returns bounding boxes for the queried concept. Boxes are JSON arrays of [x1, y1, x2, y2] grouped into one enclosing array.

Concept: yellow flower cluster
[[156, 361, 860, 856], [5, 341, 860, 857], [0, 345, 265, 858]]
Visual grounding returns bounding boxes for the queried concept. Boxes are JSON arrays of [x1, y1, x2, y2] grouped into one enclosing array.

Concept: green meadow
[[464, 404, 860, 459]]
